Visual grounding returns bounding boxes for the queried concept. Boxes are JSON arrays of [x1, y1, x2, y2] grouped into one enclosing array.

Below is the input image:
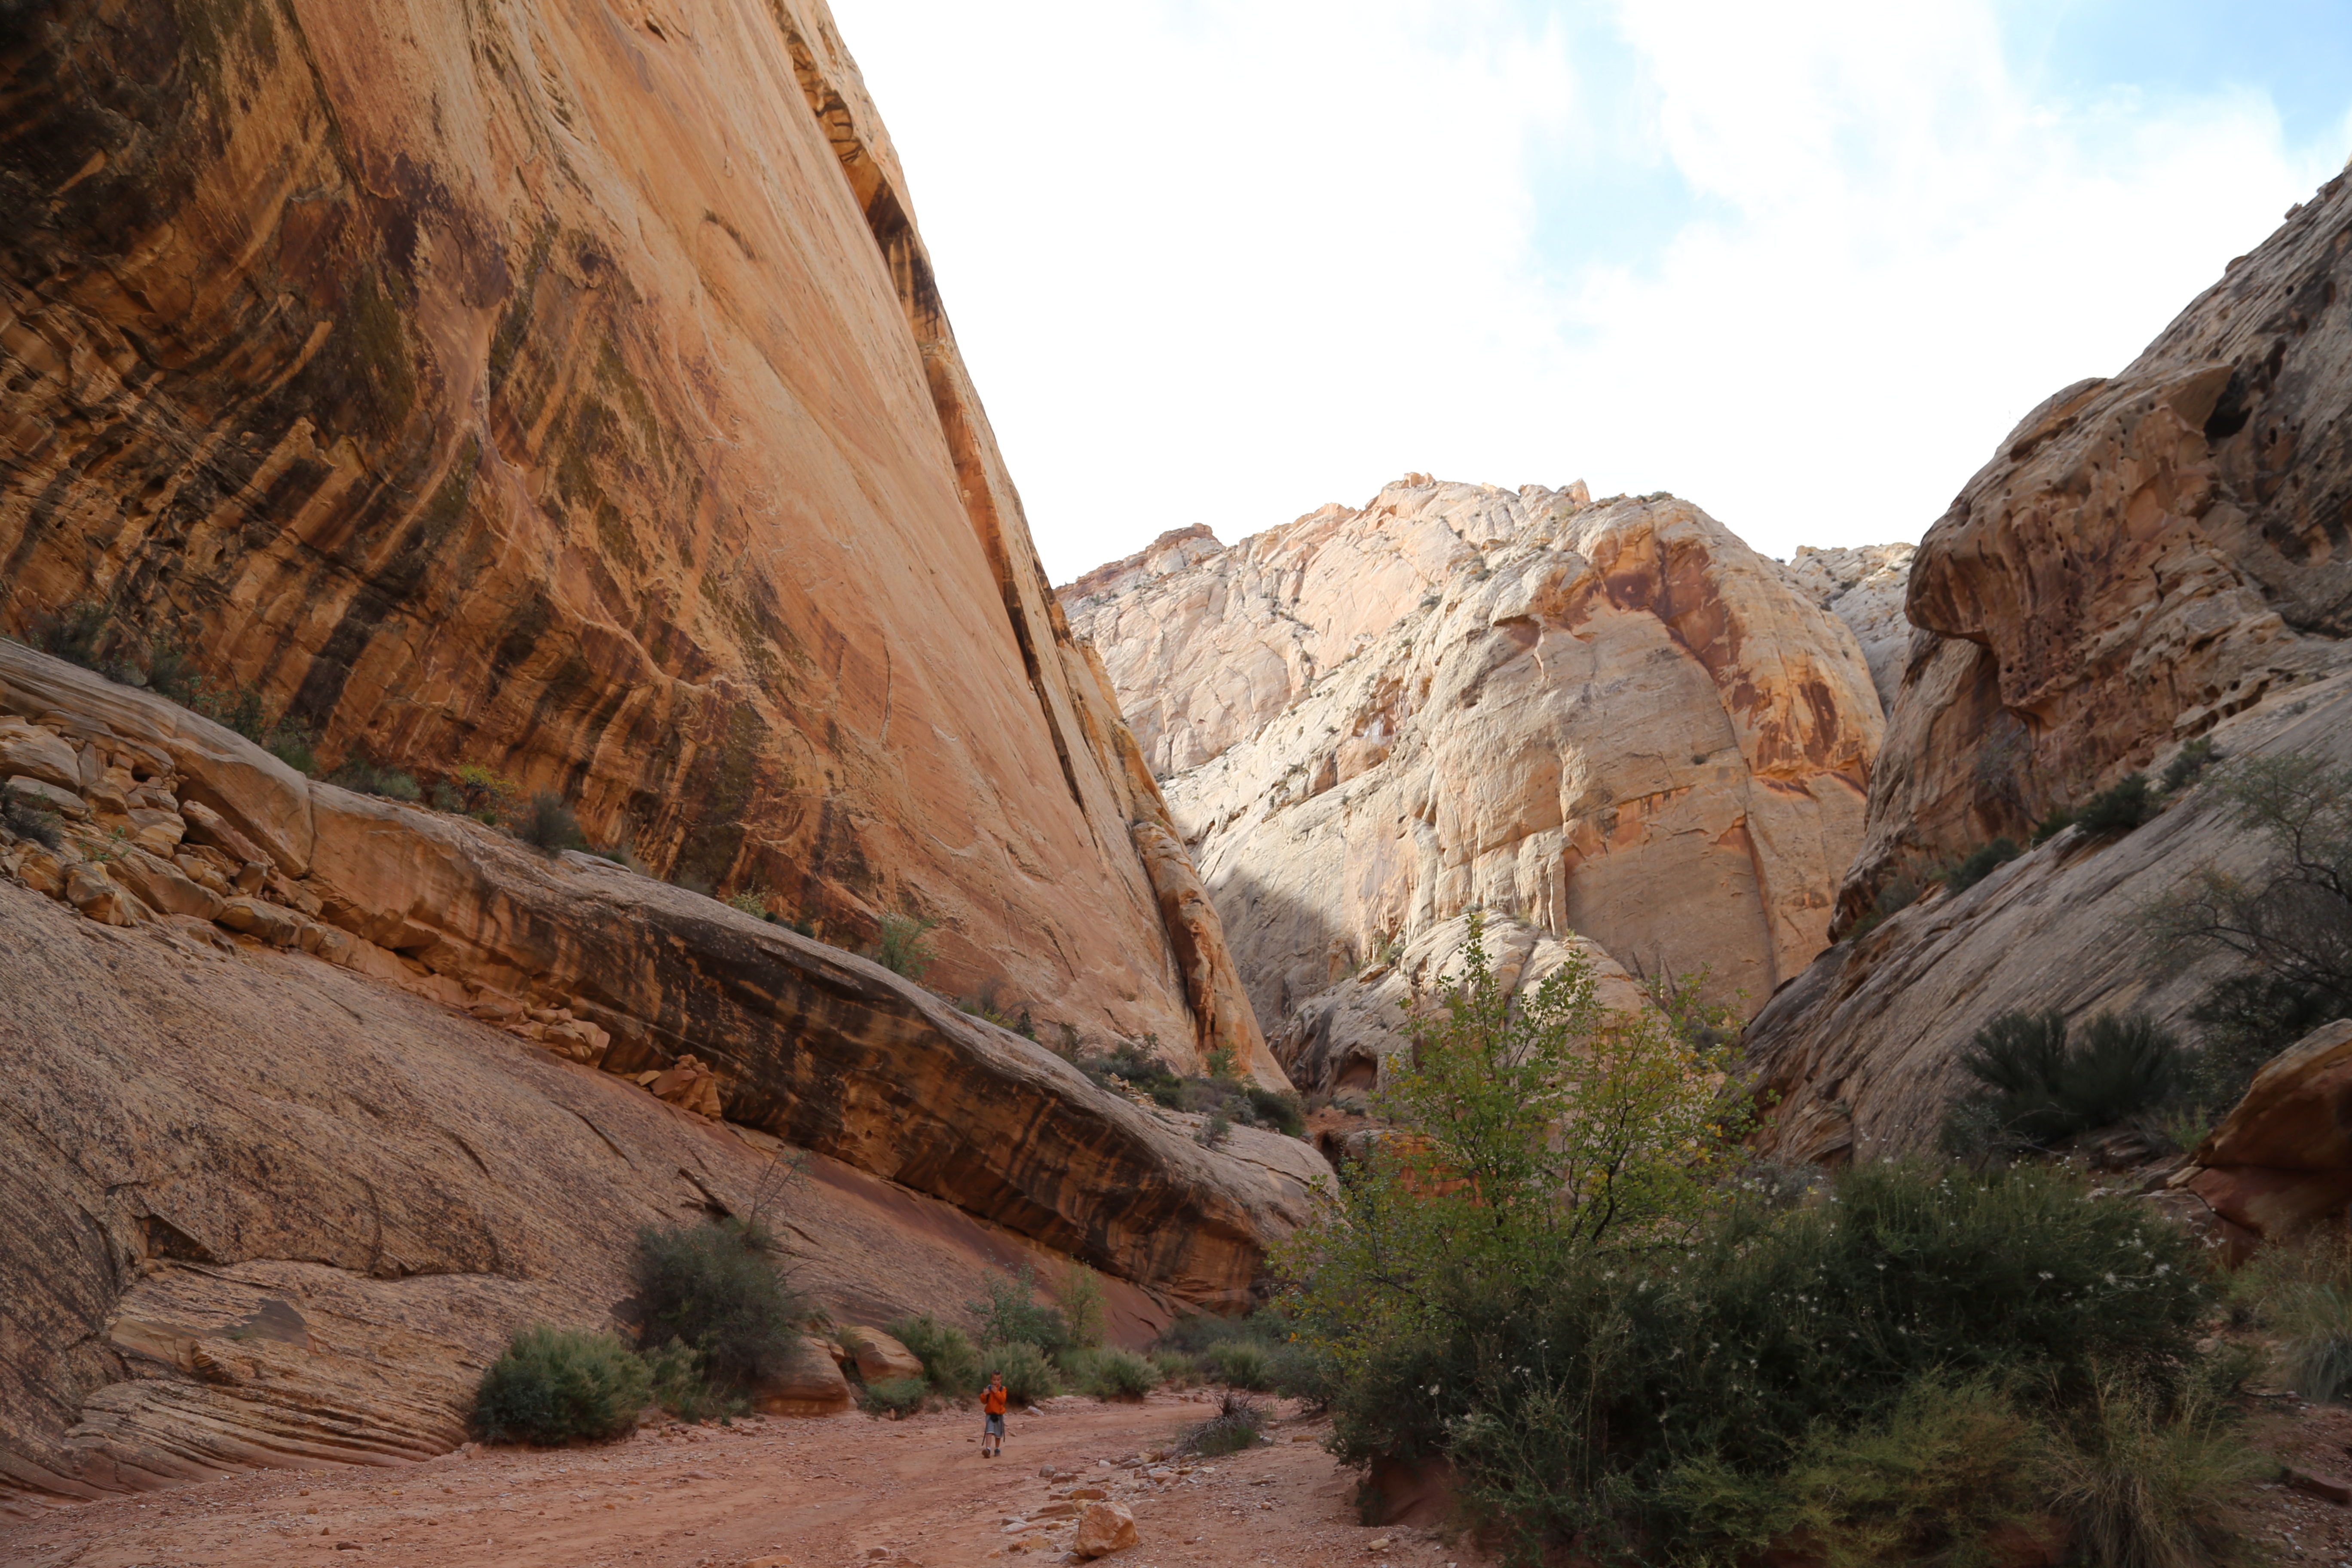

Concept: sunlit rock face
[[1775, 544, 1916, 717], [1064, 478, 1888, 1023], [1836, 172, 2352, 925], [0, 0, 1270, 1069]]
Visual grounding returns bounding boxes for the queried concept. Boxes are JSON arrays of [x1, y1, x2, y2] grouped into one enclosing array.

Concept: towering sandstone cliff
[[1063, 479, 1890, 1028], [0, 0, 1271, 1080], [1746, 169, 2352, 1165], [0, 0, 1329, 1509]]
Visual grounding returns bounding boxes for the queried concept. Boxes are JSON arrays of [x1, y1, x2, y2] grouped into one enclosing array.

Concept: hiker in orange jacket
[[981, 1372, 1008, 1458]]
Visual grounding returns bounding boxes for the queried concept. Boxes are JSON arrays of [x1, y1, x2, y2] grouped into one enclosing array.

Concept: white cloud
[[827, 0, 2341, 577]]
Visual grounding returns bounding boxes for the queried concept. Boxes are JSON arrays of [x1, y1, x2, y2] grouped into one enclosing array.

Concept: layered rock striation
[[1840, 174, 2352, 924], [1064, 479, 1889, 1023], [0, 0, 1267, 1078], [0, 639, 1328, 1507]]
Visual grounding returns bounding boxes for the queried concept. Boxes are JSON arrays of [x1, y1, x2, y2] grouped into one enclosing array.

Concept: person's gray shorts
[[984, 1412, 1006, 1436]]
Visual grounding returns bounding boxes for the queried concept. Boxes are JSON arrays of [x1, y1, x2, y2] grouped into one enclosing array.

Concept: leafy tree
[[1278, 911, 1749, 1365]]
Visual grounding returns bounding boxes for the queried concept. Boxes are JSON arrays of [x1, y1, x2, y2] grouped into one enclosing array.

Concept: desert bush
[[726, 889, 769, 919], [859, 1375, 932, 1418], [2230, 1231, 2352, 1403], [2149, 753, 2352, 1022], [1178, 1391, 1269, 1458], [1317, 1161, 2213, 1560], [517, 790, 585, 855], [2077, 772, 2159, 835], [1240, 1084, 1306, 1136], [1200, 1339, 1274, 1391], [2040, 1372, 2261, 1568], [1845, 874, 1919, 940], [1944, 1009, 2182, 1152], [968, 1265, 1070, 1355], [1652, 1375, 2040, 1568], [1194, 1109, 1233, 1148], [631, 1220, 807, 1396], [1150, 1349, 1200, 1387], [30, 601, 122, 674], [448, 763, 518, 822], [1, 784, 63, 850], [2184, 972, 2344, 1115], [328, 755, 420, 802], [887, 1313, 983, 1398], [1058, 1262, 1106, 1351], [1630, 960, 1747, 1049], [2161, 737, 2221, 794], [1941, 836, 2021, 896], [873, 913, 938, 980], [2031, 804, 2079, 845], [472, 1326, 650, 1445], [642, 1339, 740, 1423], [1067, 1347, 1158, 1401], [979, 1339, 1060, 1405], [1279, 910, 1751, 1358]]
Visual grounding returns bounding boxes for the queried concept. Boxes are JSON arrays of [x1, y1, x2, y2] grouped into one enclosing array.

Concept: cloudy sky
[[825, 0, 2352, 580]]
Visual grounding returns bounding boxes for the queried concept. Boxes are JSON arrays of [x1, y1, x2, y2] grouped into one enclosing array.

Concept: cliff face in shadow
[[0, 0, 1259, 1068]]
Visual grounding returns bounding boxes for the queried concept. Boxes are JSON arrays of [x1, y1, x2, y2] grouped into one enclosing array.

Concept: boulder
[[1072, 1500, 1139, 1559], [1066, 481, 1888, 1020], [2171, 1021, 2352, 1245], [64, 863, 138, 926], [0, 723, 81, 792], [753, 1337, 855, 1417], [843, 1327, 926, 1384], [7, 776, 85, 819]]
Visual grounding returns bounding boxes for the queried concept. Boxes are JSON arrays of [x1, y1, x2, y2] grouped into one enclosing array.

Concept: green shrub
[[450, 763, 518, 822], [968, 1265, 1070, 1355], [518, 790, 585, 855], [726, 889, 769, 919], [2040, 1373, 2261, 1568], [1652, 1375, 2039, 1568], [1, 784, 63, 851], [1150, 1349, 1200, 1387], [472, 1326, 650, 1445], [2031, 805, 2078, 845], [2230, 1232, 2352, 1403], [1059, 1263, 1106, 1350], [1242, 1084, 1306, 1137], [1319, 1161, 2212, 1558], [2160, 738, 2220, 794], [2187, 974, 2346, 1111], [1845, 875, 1919, 940], [1940, 837, 2020, 896], [328, 755, 421, 802], [631, 1221, 807, 1396], [642, 1339, 740, 1423], [1201, 1340, 1275, 1391], [887, 1313, 983, 1397], [1195, 1109, 1233, 1148], [31, 601, 119, 673], [980, 1340, 1060, 1404], [1179, 1391, 1268, 1458], [1946, 1009, 2183, 1151], [859, 1375, 932, 1418], [2076, 772, 2158, 835], [1064, 1347, 1158, 1400], [873, 913, 938, 980]]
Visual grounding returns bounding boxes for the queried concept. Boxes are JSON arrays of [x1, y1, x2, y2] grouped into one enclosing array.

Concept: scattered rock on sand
[[1074, 1498, 1139, 1558]]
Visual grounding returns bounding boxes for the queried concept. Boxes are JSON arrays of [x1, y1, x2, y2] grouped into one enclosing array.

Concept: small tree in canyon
[[1277, 911, 1750, 1366]]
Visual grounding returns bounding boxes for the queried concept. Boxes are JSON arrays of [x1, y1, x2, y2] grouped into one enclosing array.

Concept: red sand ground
[[15, 1384, 2352, 1566], [0, 1392, 1461, 1568]]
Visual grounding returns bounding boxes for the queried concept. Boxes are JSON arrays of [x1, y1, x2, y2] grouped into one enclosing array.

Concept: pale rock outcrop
[[843, 1326, 927, 1384], [0, 638, 1333, 1508], [1745, 669, 2352, 1164], [0, 0, 1256, 1077], [1066, 480, 1886, 1022], [1775, 545, 1916, 715], [1838, 173, 2352, 925], [1272, 913, 1653, 1101]]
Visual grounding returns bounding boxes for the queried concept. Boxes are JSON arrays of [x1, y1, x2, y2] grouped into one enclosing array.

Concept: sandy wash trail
[[0, 1390, 1468, 1568]]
